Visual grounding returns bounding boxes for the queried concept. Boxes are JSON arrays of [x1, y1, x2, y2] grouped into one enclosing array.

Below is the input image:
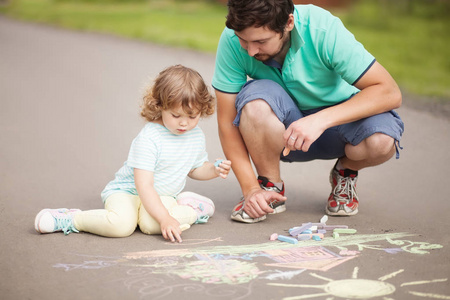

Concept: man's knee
[[365, 133, 395, 158], [241, 99, 273, 124]]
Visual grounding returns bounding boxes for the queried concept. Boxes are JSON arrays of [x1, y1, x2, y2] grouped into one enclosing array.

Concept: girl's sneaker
[[177, 192, 215, 224], [34, 208, 81, 235]]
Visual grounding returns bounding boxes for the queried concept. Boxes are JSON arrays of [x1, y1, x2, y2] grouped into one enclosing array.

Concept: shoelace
[[55, 215, 79, 235], [333, 174, 358, 204], [195, 215, 209, 224]]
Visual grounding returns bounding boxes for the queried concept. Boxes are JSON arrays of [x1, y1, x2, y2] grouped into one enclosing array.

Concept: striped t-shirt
[[101, 122, 208, 202]]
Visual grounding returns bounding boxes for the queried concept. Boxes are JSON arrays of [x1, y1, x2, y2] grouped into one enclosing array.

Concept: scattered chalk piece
[[320, 215, 328, 224], [269, 233, 279, 241], [334, 228, 357, 234], [278, 235, 298, 244], [333, 232, 340, 239]]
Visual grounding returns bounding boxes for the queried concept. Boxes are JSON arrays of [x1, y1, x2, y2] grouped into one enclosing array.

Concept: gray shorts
[[233, 79, 404, 162]]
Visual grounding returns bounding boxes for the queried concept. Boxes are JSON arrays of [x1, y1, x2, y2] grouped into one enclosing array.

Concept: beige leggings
[[72, 193, 198, 238]]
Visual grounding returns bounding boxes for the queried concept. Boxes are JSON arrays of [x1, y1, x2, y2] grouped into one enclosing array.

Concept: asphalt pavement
[[1, 16, 449, 300]]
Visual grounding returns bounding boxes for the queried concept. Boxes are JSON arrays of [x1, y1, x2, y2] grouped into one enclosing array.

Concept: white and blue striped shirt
[[101, 122, 208, 201]]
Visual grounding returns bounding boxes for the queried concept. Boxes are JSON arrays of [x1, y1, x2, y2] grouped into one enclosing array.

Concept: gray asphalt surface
[[1, 16, 449, 300]]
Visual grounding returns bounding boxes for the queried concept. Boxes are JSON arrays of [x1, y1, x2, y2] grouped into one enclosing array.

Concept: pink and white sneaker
[[177, 192, 215, 224], [35, 208, 81, 235]]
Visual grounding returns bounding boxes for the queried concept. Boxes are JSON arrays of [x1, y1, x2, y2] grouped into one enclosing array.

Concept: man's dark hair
[[226, 0, 294, 35]]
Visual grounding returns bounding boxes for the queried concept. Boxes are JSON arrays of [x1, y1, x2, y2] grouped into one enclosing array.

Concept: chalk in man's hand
[[283, 147, 290, 156]]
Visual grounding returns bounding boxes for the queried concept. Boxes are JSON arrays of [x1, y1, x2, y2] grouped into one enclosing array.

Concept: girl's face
[[160, 104, 201, 135]]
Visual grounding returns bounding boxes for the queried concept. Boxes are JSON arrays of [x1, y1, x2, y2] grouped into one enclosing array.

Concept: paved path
[[1, 16, 449, 300]]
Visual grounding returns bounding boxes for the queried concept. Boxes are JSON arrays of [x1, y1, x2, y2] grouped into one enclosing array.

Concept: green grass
[[1, 0, 449, 99]]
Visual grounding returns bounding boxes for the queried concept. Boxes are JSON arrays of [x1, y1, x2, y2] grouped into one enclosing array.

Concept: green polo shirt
[[212, 4, 376, 110]]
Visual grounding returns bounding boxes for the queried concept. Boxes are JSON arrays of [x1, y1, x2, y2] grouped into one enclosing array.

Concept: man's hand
[[243, 188, 287, 219], [283, 114, 327, 155]]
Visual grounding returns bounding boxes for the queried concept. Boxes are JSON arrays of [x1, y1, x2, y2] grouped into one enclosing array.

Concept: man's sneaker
[[258, 176, 286, 214], [326, 166, 359, 216], [35, 208, 81, 235], [230, 176, 286, 223], [177, 192, 215, 224]]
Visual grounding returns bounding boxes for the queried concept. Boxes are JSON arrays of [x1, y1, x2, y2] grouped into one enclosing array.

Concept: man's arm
[[215, 90, 286, 217], [283, 61, 402, 152]]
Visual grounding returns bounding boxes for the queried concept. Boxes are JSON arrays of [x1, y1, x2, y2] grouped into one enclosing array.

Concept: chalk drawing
[[52, 232, 445, 299], [268, 267, 449, 300]]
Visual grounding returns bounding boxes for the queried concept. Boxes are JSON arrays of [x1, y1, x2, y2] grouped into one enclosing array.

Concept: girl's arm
[[134, 168, 183, 243], [188, 159, 232, 180]]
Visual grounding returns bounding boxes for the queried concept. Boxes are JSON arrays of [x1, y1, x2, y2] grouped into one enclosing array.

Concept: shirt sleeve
[[126, 127, 159, 172], [212, 28, 249, 93], [321, 15, 375, 85]]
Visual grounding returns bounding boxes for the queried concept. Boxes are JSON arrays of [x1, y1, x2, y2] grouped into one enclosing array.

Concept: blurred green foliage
[[1, 0, 449, 99]]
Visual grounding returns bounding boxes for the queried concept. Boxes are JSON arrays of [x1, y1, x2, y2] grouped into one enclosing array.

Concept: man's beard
[[254, 34, 290, 63]]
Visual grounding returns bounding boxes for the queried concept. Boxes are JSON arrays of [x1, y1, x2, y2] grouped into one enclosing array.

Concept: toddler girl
[[35, 65, 231, 243]]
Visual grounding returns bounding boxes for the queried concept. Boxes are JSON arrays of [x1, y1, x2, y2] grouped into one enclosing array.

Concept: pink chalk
[[270, 233, 279, 241]]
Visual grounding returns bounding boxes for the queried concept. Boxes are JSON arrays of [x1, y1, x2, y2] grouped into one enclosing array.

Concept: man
[[212, 0, 404, 223]]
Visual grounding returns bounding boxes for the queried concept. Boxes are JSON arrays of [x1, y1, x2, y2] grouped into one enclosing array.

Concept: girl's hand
[[160, 216, 182, 243], [214, 159, 232, 179]]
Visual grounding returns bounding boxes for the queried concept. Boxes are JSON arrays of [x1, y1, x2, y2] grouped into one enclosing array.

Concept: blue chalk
[[214, 160, 223, 167], [278, 235, 298, 244], [301, 230, 313, 235], [312, 235, 322, 241]]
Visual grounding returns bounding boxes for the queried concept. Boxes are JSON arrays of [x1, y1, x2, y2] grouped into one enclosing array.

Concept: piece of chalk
[[312, 235, 322, 241], [278, 235, 298, 244], [301, 229, 313, 235], [297, 233, 324, 240], [333, 228, 357, 234], [318, 229, 327, 234], [269, 233, 279, 241], [333, 232, 340, 239], [303, 222, 325, 229], [323, 225, 348, 230], [214, 160, 224, 167], [179, 224, 190, 231], [283, 148, 290, 157], [289, 222, 312, 236], [320, 215, 328, 224]]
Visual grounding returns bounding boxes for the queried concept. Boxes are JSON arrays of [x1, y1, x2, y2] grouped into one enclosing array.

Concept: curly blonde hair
[[141, 65, 215, 122]]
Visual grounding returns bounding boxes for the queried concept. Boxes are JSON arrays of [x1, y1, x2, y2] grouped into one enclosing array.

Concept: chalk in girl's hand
[[214, 160, 224, 167], [179, 224, 190, 231], [283, 148, 290, 156]]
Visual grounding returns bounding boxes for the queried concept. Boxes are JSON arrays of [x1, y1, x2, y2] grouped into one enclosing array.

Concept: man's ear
[[285, 14, 295, 32]]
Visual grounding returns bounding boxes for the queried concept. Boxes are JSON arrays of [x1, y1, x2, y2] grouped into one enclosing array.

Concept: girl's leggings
[[72, 192, 198, 237]]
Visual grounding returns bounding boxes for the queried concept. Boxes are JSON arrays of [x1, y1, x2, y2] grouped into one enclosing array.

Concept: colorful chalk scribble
[[53, 232, 448, 299]]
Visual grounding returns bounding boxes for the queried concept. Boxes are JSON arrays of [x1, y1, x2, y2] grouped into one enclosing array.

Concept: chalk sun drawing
[[268, 267, 450, 300]]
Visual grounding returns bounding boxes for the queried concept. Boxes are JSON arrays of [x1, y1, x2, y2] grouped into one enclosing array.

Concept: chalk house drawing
[[54, 232, 447, 299]]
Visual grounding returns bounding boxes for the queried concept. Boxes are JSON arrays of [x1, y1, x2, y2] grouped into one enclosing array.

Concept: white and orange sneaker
[[231, 176, 285, 223], [326, 165, 359, 216]]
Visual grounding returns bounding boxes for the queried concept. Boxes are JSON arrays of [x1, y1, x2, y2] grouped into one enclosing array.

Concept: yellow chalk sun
[[268, 267, 449, 300]]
